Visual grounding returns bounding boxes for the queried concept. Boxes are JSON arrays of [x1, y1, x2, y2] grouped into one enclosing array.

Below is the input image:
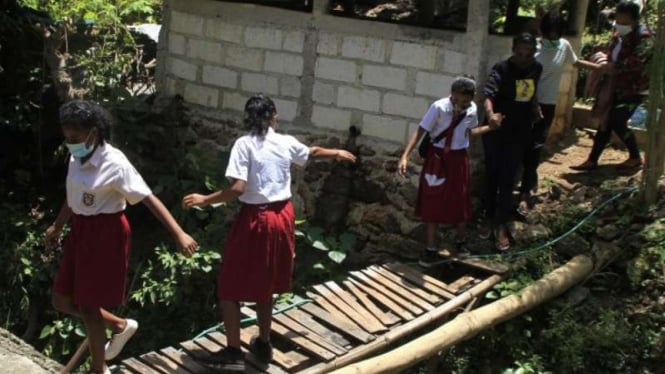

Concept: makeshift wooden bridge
[[111, 259, 508, 374]]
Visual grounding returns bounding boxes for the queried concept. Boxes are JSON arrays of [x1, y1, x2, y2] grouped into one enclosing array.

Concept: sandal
[[616, 158, 643, 170], [570, 160, 597, 171], [454, 239, 471, 258], [494, 227, 510, 252], [516, 200, 529, 219], [478, 224, 493, 240]]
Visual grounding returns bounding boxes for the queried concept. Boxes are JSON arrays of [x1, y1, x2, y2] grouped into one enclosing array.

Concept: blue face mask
[[65, 130, 95, 159]]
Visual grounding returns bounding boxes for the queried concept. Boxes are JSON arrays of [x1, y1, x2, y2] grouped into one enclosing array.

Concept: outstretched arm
[[182, 179, 246, 209], [143, 194, 198, 257], [308, 146, 357, 163]]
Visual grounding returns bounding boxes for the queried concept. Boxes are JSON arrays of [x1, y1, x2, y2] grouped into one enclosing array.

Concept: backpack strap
[[430, 110, 467, 144]]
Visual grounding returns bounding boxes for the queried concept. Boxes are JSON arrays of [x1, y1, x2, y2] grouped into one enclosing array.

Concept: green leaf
[[295, 219, 307, 225], [312, 262, 325, 270], [39, 325, 54, 339], [312, 240, 329, 251], [328, 250, 346, 263]]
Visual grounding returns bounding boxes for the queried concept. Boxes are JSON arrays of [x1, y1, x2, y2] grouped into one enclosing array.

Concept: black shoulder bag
[[417, 111, 467, 158]]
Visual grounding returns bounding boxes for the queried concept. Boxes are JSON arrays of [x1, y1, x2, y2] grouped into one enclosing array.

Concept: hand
[[443, 145, 451, 153], [334, 150, 357, 163], [44, 225, 62, 250], [398, 157, 408, 178], [182, 193, 206, 210], [535, 107, 544, 121], [176, 232, 198, 257], [488, 112, 504, 129]]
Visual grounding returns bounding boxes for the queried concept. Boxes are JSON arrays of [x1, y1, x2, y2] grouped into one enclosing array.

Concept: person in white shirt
[[44, 100, 198, 374], [182, 94, 356, 373], [398, 77, 500, 267], [519, 10, 601, 217]]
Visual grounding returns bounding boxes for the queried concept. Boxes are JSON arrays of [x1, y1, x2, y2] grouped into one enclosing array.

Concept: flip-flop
[[494, 228, 511, 252]]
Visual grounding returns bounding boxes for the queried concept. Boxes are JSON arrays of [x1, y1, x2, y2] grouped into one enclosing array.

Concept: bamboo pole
[[641, 0, 665, 205], [330, 255, 594, 374], [60, 338, 88, 374], [300, 274, 505, 374]]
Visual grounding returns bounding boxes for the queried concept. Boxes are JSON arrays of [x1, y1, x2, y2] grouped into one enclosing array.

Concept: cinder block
[[442, 50, 466, 75], [205, 19, 243, 44], [184, 83, 219, 108], [241, 72, 279, 95], [362, 65, 407, 91], [317, 33, 341, 56], [273, 98, 298, 121], [168, 33, 186, 55], [362, 114, 407, 143], [223, 92, 248, 111], [313, 82, 336, 105], [244, 26, 283, 50], [390, 42, 438, 70], [382, 93, 429, 119], [168, 57, 197, 81], [280, 77, 302, 98], [283, 30, 305, 53], [315, 57, 356, 83], [187, 39, 224, 63], [264, 52, 304, 76], [170, 11, 203, 36], [312, 105, 352, 131], [337, 86, 381, 112], [415, 72, 455, 98], [225, 46, 263, 71], [342, 36, 386, 62], [202, 65, 238, 89]]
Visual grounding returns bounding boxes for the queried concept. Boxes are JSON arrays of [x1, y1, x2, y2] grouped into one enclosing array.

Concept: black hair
[[450, 76, 476, 96], [243, 93, 276, 137], [616, 1, 640, 21], [512, 32, 537, 50], [59, 100, 112, 144], [540, 10, 564, 38]]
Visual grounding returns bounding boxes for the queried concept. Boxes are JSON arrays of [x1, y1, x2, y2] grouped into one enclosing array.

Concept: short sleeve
[[116, 163, 152, 205], [225, 139, 250, 181], [285, 135, 310, 167], [419, 103, 439, 132], [467, 103, 480, 128], [565, 40, 578, 64], [483, 63, 503, 99]]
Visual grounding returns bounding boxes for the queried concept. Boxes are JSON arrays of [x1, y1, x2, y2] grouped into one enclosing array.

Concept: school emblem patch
[[82, 192, 95, 207]]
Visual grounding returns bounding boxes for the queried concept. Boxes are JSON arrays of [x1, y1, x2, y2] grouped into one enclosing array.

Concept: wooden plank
[[350, 271, 424, 315], [121, 357, 162, 374], [453, 257, 511, 274], [323, 281, 387, 332], [312, 284, 385, 334], [284, 308, 351, 348], [348, 279, 414, 321], [114, 368, 134, 374], [382, 263, 457, 298], [343, 280, 400, 326], [239, 325, 304, 371], [361, 269, 435, 311], [182, 336, 263, 374], [273, 313, 348, 355], [370, 265, 442, 304], [160, 347, 209, 374], [447, 275, 477, 293], [269, 318, 336, 361], [140, 351, 188, 374], [300, 301, 374, 343], [305, 292, 370, 335]]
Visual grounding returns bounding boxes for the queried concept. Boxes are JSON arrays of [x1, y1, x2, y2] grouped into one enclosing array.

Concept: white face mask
[[614, 23, 633, 36]]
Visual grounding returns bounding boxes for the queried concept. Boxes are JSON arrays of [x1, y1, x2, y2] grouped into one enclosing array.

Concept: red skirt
[[218, 200, 295, 303], [415, 147, 472, 224], [53, 212, 131, 307]]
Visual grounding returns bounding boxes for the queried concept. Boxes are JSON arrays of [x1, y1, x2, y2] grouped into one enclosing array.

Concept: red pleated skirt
[[218, 200, 295, 303], [415, 147, 472, 224], [53, 212, 131, 307]]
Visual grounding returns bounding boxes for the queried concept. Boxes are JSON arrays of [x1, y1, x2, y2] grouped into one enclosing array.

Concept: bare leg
[[52, 293, 126, 333], [220, 300, 241, 348], [455, 223, 465, 241], [79, 305, 106, 373], [256, 302, 273, 343], [426, 223, 437, 248]]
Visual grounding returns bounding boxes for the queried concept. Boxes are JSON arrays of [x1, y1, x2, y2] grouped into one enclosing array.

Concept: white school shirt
[[535, 38, 578, 105], [225, 127, 310, 204], [419, 97, 479, 151], [66, 143, 152, 215]]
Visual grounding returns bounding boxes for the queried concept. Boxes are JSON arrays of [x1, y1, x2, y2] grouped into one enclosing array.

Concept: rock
[[596, 224, 620, 240], [508, 222, 552, 243], [564, 286, 591, 306], [548, 184, 562, 200], [0, 328, 61, 373], [553, 232, 590, 256], [358, 144, 376, 157]]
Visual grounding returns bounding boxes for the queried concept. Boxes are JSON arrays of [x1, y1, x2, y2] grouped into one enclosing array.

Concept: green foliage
[[18, 0, 161, 24]]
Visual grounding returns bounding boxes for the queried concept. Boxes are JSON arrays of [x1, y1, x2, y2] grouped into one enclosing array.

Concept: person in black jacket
[[482, 33, 543, 251]]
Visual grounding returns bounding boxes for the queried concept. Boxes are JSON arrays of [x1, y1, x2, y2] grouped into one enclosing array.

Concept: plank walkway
[[112, 259, 507, 373]]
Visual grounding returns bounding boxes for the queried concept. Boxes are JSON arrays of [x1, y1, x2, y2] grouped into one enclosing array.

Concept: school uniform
[[218, 127, 309, 303], [53, 143, 152, 307], [416, 97, 479, 224]]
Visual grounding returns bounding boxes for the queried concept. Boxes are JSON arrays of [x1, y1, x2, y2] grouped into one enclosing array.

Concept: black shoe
[[418, 249, 439, 268], [249, 336, 273, 364], [455, 240, 471, 258], [197, 347, 245, 373]]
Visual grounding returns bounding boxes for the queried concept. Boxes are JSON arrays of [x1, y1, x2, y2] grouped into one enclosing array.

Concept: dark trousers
[[589, 95, 643, 162], [483, 134, 525, 225], [520, 103, 555, 194]]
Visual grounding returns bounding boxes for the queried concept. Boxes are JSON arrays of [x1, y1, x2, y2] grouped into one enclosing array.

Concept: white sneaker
[[104, 319, 138, 360]]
